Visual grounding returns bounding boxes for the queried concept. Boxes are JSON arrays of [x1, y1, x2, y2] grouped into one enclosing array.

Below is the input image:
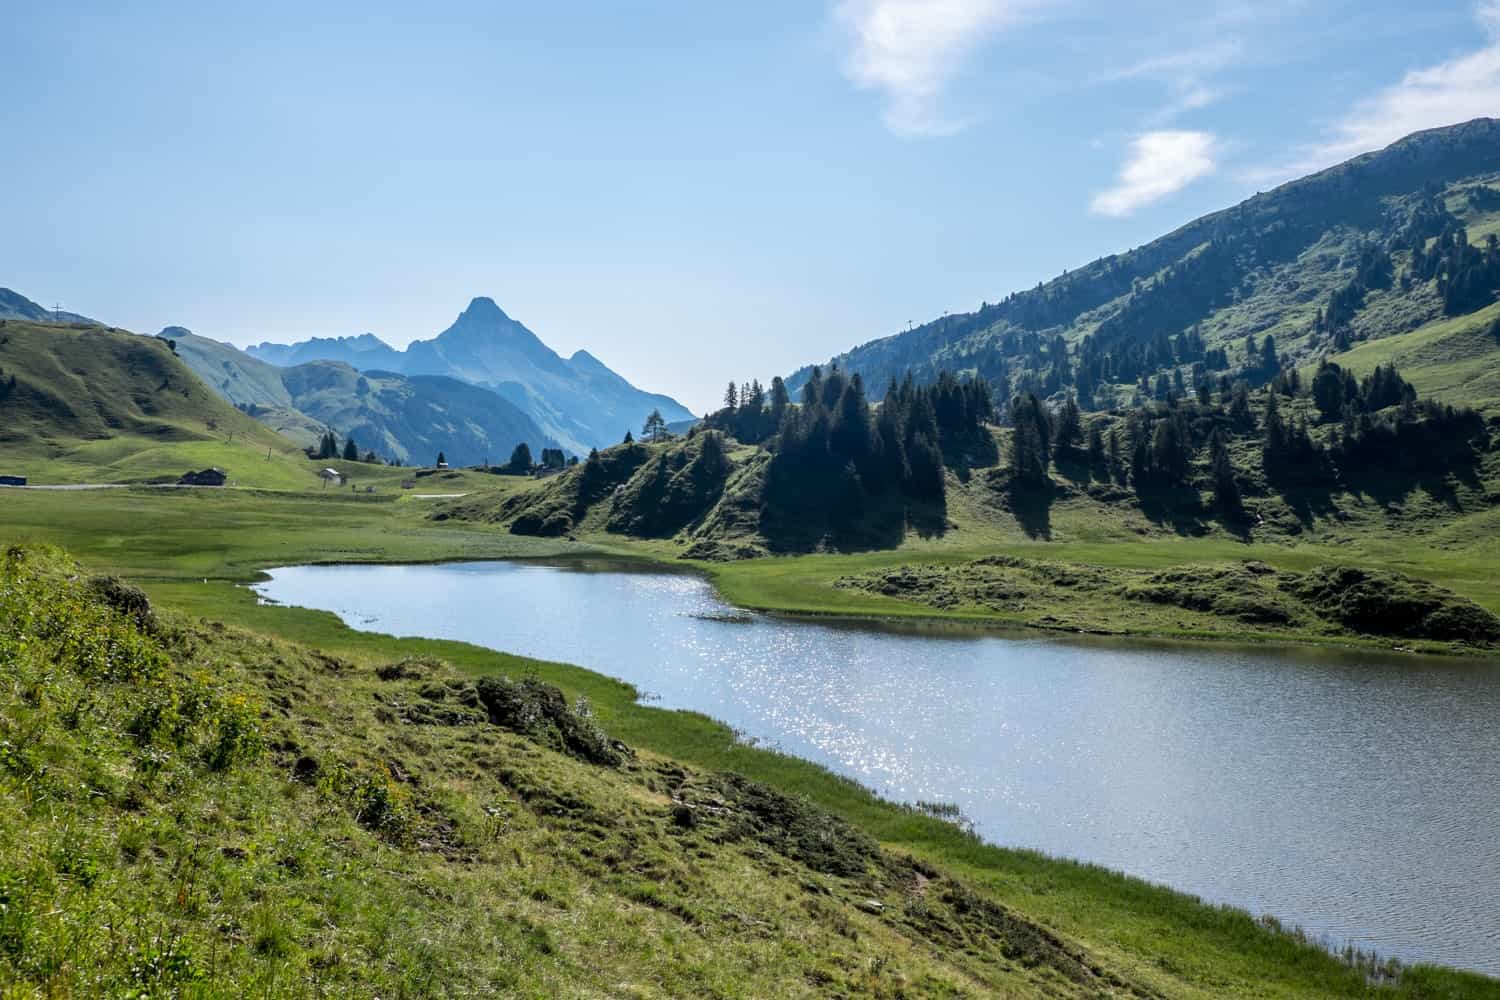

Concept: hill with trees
[[788, 119, 1500, 421], [442, 293, 1500, 649]]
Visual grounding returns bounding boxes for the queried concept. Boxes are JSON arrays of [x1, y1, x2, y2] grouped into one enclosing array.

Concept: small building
[[435, 461, 450, 470], [178, 468, 227, 487], [319, 468, 343, 485], [0, 475, 26, 487]]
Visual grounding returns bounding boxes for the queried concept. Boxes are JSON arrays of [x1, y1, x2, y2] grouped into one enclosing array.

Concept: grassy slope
[[173, 329, 295, 410], [1331, 300, 1500, 414], [0, 321, 322, 489], [0, 548, 1120, 998], [2, 501, 1496, 996]]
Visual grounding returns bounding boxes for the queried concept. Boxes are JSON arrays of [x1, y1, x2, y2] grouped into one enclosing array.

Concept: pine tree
[[1228, 382, 1253, 429], [1008, 393, 1051, 483], [1312, 362, 1345, 423], [623, 430, 634, 444], [342, 437, 359, 462], [1210, 430, 1240, 512], [831, 375, 873, 463], [1055, 395, 1082, 453], [507, 442, 533, 473], [769, 377, 791, 428], [723, 382, 739, 410], [1260, 335, 1279, 373], [1086, 422, 1105, 467], [642, 409, 667, 442], [436, 451, 447, 467], [1261, 393, 1286, 469]]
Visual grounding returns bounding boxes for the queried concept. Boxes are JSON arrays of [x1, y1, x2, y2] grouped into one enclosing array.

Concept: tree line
[[1005, 357, 1481, 517], [308, 430, 382, 464]]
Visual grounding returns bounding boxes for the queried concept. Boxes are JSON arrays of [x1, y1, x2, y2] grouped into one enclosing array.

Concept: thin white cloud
[[1113, 40, 1242, 86], [1303, 1, 1500, 166], [1091, 130, 1218, 217], [834, 0, 1047, 136], [1112, 40, 1242, 122]]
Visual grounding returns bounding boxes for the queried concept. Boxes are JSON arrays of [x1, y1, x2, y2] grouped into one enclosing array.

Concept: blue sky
[[6, 1, 1498, 412]]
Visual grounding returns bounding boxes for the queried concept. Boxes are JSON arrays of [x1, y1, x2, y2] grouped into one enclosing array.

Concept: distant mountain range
[[170, 328, 558, 467], [248, 297, 695, 454], [789, 118, 1500, 409], [1, 287, 695, 465]]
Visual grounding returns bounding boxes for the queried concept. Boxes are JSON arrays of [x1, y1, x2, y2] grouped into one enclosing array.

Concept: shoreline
[[4, 489, 1498, 987], [245, 556, 1500, 978]]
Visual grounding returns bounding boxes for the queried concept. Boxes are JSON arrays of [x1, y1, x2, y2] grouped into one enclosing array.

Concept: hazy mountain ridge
[[248, 332, 405, 371], [790, 118, 1500, 406], [0, 288, 98, 326], [248, 297, 696, 453], [172, 329, 557, 466]]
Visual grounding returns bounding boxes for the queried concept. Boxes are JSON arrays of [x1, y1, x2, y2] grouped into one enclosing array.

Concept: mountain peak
[[460, 296, 510, 323]]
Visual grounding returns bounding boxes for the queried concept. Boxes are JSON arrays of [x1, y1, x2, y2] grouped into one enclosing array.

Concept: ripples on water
[[254, 560, 1500, 975]]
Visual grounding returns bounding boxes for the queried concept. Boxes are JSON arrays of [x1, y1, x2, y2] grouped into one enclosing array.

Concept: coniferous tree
[[1228, 381, 1254, 429], [623, 430, 634, 444], [1086, 422, 1106, 468], [769, 376, 791, 428], [1312, 361, 1346, 423], [831, 374, 875, 478], [875, 398, 908, 484], [1210, 430, 1241, 512], [1260, 335, 1279, 374], [642, 409, 667, 442], [1147, 411, 1191, 484], [800, 367, 823, 410], [1261, 393, 1286, 470], [436, 451, 447, 467], [1008, 393, 1052, 483], [342, 437, 359, 462], [1054, 395, 1082, 454], [508, 442, 534, 473]]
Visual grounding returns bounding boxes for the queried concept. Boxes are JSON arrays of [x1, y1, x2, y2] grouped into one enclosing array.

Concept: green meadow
[[3, 483, 1499, 996]]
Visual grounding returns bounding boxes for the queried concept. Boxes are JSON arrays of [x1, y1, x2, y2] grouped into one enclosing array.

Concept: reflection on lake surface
[[254, 559, 1500, 974]]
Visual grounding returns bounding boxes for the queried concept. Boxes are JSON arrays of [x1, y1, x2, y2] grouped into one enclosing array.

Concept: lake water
[[254, 559, 1500, 975]]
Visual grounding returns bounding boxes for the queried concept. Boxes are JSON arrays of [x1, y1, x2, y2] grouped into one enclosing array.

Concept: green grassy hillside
[[1330, 300, 1500, 413], [0, 546, 1120, 997], [172, 327, 296, 410], [3, 530, 1497, 997], [0, 321, 323, 489]]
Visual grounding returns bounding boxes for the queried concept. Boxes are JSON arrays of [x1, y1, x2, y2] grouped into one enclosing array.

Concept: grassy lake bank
[[2, 485, 1498, 994]]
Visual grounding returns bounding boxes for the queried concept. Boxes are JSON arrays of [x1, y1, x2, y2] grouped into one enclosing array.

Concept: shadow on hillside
[[1267, 436, 1484, 530], [1053, 451, 1111, 488], [1132, 479, 1216, 538], [1338, 452, 1483, 513], [942, 432, 1000, 485], [759, 490, 947, 555]]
